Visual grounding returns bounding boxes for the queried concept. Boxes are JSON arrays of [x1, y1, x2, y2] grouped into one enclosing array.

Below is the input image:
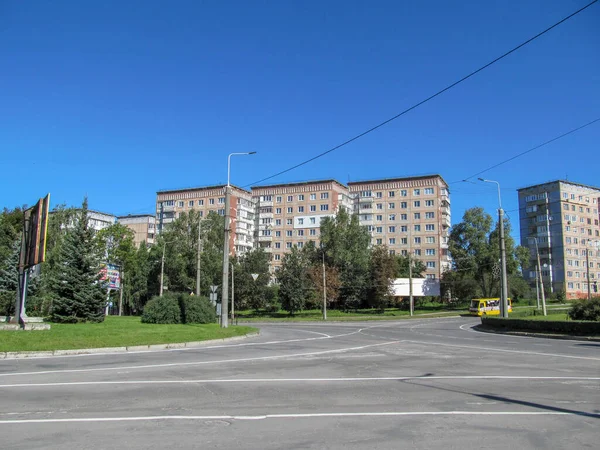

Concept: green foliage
[[367, 245, 396, 311], [0, 207, 24, 264], [124, 242, 151, 313], [279, 247, 311, 315], [141, 293, 181, 324], [48, 199, 106, 323], [568, 297, 600, 322], [508, 274, 533, 303], [482, 316, 600, 335], [179, 294, 215, 324], [395, 255, 426, 278], [232, 248, 271, 311]]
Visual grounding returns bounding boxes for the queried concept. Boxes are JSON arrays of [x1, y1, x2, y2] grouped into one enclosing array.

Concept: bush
[[568, 297, 600, 322], [179, 295, 215, 324], [141, 293, 181, 324], [481, 316, 600, 335]]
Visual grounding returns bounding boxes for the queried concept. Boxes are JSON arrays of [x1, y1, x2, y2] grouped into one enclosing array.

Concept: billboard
[[392, 278, 440, 297], [100, 264, 121, 289], [20, 194, 50, 269]]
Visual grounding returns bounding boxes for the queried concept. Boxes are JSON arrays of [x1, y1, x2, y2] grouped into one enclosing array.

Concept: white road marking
[[0, 411, 582, 425], [459, 324, 477, 332], [0, 375, 598, 389], [0, 340, 399, 378]]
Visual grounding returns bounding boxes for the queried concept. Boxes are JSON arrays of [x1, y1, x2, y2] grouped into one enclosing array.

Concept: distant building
[[517, 180, 600, 299], [118, 214, 156, 247]]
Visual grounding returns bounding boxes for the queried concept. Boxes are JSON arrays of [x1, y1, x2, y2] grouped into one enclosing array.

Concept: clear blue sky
[[1, 0, 598, 241]]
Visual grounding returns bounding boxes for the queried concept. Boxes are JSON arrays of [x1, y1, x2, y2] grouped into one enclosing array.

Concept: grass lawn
[[0, 316, 257, 353], [235, 304, 467, 322]]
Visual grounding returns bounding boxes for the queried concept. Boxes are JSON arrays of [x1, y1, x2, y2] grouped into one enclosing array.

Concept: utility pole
[[408, 252, 414, 317], [322, 245, 327, 321], [159, 240, 166, 297], [534, 238, 547, 316], [196, 216, 202, 296], [535, 265, 540, 310], [586, 240, 591, 301], [231, 262, 235, 322], [545, 193, 554, 293], [118, 270, 124, 316]]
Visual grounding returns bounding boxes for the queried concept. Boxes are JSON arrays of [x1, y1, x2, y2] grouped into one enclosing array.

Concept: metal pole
[[586, 241, 591, 301], [545, 193, 554, 293], [409, 252, 414, 316], [221, 185, 231, 328], [536, 239, 547, 316], [231, 262, 235, 322], [159, 241, 166, 297], [499, 207, 509, 318], [196, 216, 202, 296], [535, 266, 540, 310], [118, 270, 124, 316], [322, 247, 327, 321]]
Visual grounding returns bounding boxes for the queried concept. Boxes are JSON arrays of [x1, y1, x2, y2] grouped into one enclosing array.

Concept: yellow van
[[469, 298, 512, 316]]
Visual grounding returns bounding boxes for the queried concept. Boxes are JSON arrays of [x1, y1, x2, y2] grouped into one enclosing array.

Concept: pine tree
[[49, 199, 106, 323], [0, 240, 20, 315]]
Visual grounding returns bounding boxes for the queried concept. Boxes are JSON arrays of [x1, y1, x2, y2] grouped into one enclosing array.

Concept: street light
[[321, 242, 327, 321], [586, 239, 600, 301], [221, 151, 256, 328], [478, 178, 509, 318], [159, 239, 177, 296]]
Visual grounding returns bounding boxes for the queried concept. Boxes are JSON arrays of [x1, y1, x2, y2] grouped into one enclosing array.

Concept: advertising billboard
[[100, 264, 121, 289]]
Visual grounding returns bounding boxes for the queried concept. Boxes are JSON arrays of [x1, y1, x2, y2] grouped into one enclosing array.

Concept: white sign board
[[210, 285, 219, 294], [391, 278, 440, 297], [251, 273, 259, 281]]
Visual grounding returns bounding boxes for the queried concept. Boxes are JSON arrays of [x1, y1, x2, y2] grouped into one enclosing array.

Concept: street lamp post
[[586, 240, 599, 301], [321, 242, 327, 321], [230, 262, 235, 322], [221, 151, 256, 328], [159, 240, 167, 297], [479, 178, 509, 318]]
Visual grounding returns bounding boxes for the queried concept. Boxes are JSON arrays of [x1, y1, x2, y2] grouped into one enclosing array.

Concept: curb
[[473, 325, 600, 342], [0, 332, 260, 360]]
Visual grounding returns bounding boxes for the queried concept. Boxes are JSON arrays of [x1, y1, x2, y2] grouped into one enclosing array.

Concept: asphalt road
[[0, 317, 598, 449]]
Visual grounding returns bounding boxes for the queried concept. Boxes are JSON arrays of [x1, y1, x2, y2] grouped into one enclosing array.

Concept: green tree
[[320, 209, 371, 310], [367, 245, 396, 310], [232, 248, 270, 311], [0, 240, 20, 315], [124, 242, 151, 314], [48, 199, 106, 323], [279, 247, 311, 315], [395, 255, 426, 278]]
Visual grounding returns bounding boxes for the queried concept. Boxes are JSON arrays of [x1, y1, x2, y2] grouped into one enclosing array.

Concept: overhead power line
[[245, 0, 598, 188]]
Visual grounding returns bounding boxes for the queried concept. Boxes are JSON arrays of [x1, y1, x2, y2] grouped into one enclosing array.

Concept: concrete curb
[[0, 332, 260, 360], [473, 325, 600, 342]]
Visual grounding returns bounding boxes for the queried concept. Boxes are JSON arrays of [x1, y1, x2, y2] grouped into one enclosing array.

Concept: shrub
[[481, 316, 600, 335], [141, 293, 181, 324], [568, 297, 600, 322], [179, 295, 215, 324]]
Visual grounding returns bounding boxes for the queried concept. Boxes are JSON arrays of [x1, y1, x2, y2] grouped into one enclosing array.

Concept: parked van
[[469, 298, 512, 316]]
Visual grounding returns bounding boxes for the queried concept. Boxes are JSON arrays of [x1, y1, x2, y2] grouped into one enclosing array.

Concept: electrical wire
[[244, 0, 598, 188]]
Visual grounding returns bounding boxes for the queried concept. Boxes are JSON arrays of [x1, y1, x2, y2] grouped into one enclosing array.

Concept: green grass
[[0, 316, 257, 353], [235, 304, 467, 322]]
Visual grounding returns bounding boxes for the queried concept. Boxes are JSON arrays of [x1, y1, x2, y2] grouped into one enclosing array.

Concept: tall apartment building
[[155, 185, 255, 256], [517, 180, 600, 299], [118, 214, 156, 247], [251, 180, 353, 269], [347, 175, 451, 280], [88, 210, 117, 231]]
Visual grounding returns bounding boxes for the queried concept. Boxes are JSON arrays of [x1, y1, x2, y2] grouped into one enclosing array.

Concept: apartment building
[[155, 185, 255, 256], [347, 175, 451, 280], [518, 180, 600, 299], [251, 180, 353, 269], [118, 214, 156, 247]]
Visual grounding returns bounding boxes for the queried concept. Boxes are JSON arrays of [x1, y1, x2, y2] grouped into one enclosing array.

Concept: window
[[163, 200, 175, 206], [425, 212, 435, 219], [321, 192, 329, 199], [286, 242, 292, 249], [199, 211, 204, 217], [276, 196, 282, 203], [401, 225, 408, 232], [389, 214, 396, 221], [376, 192, 383, 198], [425, 224, 435, 231], [414, 249, 421, 256], [321, 204, 329, 211], [414, 213, 421, 219], [286, 230, 293, 237], [426, 249, 436, 256], [401, 190, 407, 197], [414, 237, 421, 244], [310, 229, 316, 236], [275, 219, 282, 226], [376, 203, 383, 210], [298, 194, 304, 201], [275, 231, 281, 237], [274, 254, 281, 261], [376, 215, 383, 221], [310, 193, 316, 200], [287, 207, 293, 213], [310, 205, 316, 212], [178, 201, 184, 207], [276, 208, 282, 214], [218, 197, 225, 204], [413, 201, 420, 207], [310, 217, 316, 224], [401, 214, 408, 221], [217, 209, 225, 216], [376, 226, 383, 233], [388, 203, 395, 209], [414, 225, 421, 232], [297, 242, 304, 249], [298, 218, 304, 225], [425, 200, 434, 207], [287, 195, 293, 202], [401, 202, 407, 209], [298, 206, 304, 213], [287, 219, 293, 225], [298, 230, 304, 236], [401, 237, 407, 244], [196, 199, 203, 206], [376, 238, 383, 245], [188, 200, 194, 207], [389, 226, 396, 233], [426, 274, 435, 279], [389, 191, 395, 197], [275, 242, 281, 249], [424, 188, 434, 195], [426, 236, 435, 244], [389, 238, 396, 245], [426, 261, 436, 268], [413, 189, 420, 196], [209, 198, 215, 205]]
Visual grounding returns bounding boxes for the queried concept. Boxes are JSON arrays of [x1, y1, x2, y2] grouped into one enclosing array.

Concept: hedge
[[481, 317, 600, 335]]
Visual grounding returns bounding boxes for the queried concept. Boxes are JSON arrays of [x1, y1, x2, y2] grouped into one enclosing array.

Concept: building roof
[[517, 180, 600, 192], [347, 174, 448, 186], [117, 214, 154, 219], [251, 179, 347, 190], [156, 184, 251, 195]]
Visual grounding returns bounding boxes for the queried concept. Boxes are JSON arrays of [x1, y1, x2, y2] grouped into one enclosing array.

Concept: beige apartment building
[[156, 184, 255, 256], [518, 180, 600, 299], [348, 175, 452, 280], [251, 179, 353, 269], [118, 214, 156, 247]]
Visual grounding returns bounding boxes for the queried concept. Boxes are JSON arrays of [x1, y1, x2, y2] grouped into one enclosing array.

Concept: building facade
[[155, 184, 255, 256], [118, 214, 156, 247], [517, 180, 600, 299], [251, 180, 353, 270], [348, 175, 451, 280]]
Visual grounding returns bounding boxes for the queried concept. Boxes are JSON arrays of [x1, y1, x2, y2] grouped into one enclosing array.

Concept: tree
[[279, 247, 311, 315], [124, 242, 151, 314], [447, 207, 529, 300], [48, 199, 106, 322], [320, 209, 371, 310], [0, 240, 20, 315], [0, 207, 24, 264], [307, 264, 341, 310], [232, 248, 271, 311], [367, 245, 396, 310], [395, 255, 426, 278]]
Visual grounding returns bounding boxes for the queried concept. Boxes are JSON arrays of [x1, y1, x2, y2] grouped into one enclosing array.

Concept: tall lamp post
[[479, 178, 509, 318], [221, 151, 256, 328], [321, 242, 327, 321]]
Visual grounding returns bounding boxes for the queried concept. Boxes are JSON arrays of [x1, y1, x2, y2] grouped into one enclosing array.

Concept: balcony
[[259, 200, 274, 207], [160, 204, 175, 212], [236, 226, 251, 235], [258, 235, 273, 242], [259, 212, 274, 219]]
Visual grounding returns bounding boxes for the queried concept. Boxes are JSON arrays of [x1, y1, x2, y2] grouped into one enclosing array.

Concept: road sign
[[251, 273, 259, 281], [210, 293, 217, 303], [210, 285, 218, 294], [216, 304, 221, 316]]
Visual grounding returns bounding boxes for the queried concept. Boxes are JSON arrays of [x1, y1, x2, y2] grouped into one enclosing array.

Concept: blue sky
[[1, 0, 598, 241]]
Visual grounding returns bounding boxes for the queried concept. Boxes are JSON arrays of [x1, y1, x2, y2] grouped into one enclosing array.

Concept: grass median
[[0, 316, 257, 353]]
